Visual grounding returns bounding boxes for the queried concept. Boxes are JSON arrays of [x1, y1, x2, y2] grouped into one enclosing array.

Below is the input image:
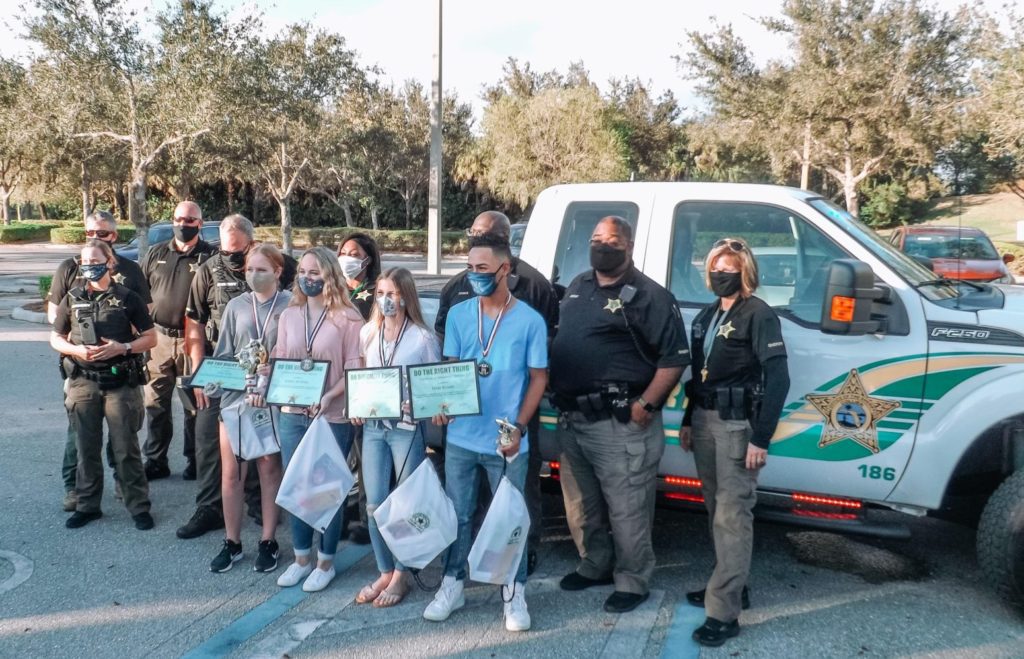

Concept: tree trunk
[[843, 155, 859, 217], [404, 194, 413, 230], [226, 179, 235, 214], [342, 200, 354, 227], [16, 202, 23, 221], [129, 171, 150, 258], [371, 207, 380, 231], [800, 122, 812, 191], [278, 198, 293, 254], [0, 191, 11, 225], [81, 162, 92, 222], [113, 184, 127, 221], [38, 202, 49, 220]]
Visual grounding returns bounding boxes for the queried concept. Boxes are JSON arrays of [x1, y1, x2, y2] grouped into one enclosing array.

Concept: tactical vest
[[206, 257, 248, 345], [67, 286, 133, 363]]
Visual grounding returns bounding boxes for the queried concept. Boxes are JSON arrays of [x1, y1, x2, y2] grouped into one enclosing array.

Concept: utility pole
[[427, 0, 443, 275]]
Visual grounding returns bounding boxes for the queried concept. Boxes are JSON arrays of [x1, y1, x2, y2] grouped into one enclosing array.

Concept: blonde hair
[[291, 246, 355, 314], [367, 267, 430, 334], [704, 237, 759, 298]]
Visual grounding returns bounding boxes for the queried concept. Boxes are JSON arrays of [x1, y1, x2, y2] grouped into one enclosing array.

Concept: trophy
[[236, 338, 269, 394], [496, 417, 517, 449]]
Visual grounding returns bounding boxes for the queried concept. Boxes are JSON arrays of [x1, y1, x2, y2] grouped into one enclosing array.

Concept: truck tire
[[976, 468, 1024, 606]]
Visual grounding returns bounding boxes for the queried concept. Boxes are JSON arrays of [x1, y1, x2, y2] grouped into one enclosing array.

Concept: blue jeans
[[277, 412, 353, 560], [363, 421, 426, 573], [443, 443, 529, 585]]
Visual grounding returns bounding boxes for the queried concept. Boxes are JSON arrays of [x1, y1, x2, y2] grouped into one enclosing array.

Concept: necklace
[[476, 292, 512, 377], [251, 289, 280, 354]]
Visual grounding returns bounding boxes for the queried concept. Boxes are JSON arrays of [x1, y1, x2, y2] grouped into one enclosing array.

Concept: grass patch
[[0, 222, 55, 243], [38, 275, 52, 301], [921, 192, 1024, 241]]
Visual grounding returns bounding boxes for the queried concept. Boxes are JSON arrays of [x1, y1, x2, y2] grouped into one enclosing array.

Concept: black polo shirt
[[349, 281, 376, 321], [54, 283, 154, 369], [435, 257, 558, 338], [550, 265, 690, 397], [50, 254, 152, 306], [689, 295, 787, 398], [185, 253, 248, 345], [141, 239, 217, 330]]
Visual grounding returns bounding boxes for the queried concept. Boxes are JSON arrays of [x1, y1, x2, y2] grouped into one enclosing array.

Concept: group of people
[[49, 205, 790, 646]]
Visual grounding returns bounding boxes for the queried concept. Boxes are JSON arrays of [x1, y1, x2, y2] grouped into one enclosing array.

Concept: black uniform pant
[[66, 377, 151, 516], [143, 332, 196, 468], [194, 397, 261, 517]]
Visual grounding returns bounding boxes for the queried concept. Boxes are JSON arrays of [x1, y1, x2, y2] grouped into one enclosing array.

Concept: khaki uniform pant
[[691, 407, 759, 622], [143, 331, 195, 467], [66, 377, 150, 515], [559, 412, 665, 595]]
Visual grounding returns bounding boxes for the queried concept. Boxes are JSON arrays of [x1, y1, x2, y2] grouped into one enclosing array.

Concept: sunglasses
[[173, 216, 202, 224], [85, 229, 114, 239], [714, 239, 748, 252]]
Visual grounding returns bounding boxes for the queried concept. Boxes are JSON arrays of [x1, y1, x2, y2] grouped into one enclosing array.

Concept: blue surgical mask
[[80, 264, 109, 282], [467, 271, 498, 297], [376, 294, 400, 317], [298, 276, 325, 298]]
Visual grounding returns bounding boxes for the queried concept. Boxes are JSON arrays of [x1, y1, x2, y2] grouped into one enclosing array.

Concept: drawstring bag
[[220, 401, 280, 461], [467, 476, 531, 585], [276, 415, 354, 532], [373, 459, 457, 570]]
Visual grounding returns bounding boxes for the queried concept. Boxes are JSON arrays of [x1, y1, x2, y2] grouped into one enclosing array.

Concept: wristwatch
[[636, 396, 657, 413], [123, 342, 132, 355], [514, 422, 527, 436]]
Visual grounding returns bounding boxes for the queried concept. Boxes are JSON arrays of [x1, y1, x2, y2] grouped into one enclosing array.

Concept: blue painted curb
[[660, 601, 704, 659]]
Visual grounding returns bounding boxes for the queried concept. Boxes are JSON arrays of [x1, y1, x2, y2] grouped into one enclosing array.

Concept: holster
[[715, 386, 750, 422], [60, 356, 79, 381]]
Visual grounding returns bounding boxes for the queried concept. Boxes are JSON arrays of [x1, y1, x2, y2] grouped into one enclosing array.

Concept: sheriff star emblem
[[189, 262, 199, 273], [805, 369, 901, 454], [112, 272, 126, 285], [604, 298, 623, 314], [717, 321, 736, 338], [106, 297, 122, 308], [355, 289, 372, 301]]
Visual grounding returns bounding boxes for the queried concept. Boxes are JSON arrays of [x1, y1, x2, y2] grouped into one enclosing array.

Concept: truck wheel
[[977, 468, 1024, 605]]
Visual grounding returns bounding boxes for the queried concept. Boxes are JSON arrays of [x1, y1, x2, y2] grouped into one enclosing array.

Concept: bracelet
[[514, 422, 527, 436], [637, 396, 657, 413]]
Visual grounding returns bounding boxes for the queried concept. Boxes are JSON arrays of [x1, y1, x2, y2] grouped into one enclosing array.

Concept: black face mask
[[172, 224, 200, 243], [222, 249, 247, 270], [710, 271, 742, 298], [590, 243, 628, 273]]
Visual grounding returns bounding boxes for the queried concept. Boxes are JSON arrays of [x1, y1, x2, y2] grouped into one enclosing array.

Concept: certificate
[[188, 358, 248, 392], [265, 359, 331, 408], [346, 366, 403, 420], [408, 360, 482, 420]]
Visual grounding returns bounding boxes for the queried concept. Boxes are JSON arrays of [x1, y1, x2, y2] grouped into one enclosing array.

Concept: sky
[[2, 0, 1015, 121]]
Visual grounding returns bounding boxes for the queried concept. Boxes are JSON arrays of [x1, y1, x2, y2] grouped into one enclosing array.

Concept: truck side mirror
[[820, 259, 884, 335]]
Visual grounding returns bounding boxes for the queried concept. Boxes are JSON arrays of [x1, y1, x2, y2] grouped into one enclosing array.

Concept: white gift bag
[[468, 476, 531, 585], [373, 460, 457, 570], [221, 401, 280, 461], [276, 415, 355, 532]]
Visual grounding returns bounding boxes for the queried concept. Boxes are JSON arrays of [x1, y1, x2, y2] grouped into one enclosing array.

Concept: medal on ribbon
[[302, 304, 328, 372], [237, 290, 278, 392], [477, 293, 511, 377]]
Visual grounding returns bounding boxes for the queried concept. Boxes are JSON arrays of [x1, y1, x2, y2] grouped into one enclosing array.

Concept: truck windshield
[[806, 198, 961, 301]]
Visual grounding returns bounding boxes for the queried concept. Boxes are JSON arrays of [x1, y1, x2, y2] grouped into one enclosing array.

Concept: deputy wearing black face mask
[[679, 237, 790, 648], [549, 216, 690, 614], [140, 201, 217, 482]]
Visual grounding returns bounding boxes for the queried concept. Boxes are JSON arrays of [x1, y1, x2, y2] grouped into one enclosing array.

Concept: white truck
[[518, 182, 1024, 605]]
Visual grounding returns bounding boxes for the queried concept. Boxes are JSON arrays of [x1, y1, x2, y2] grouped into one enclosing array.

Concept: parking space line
[[182, 544, 371, 659], [0, 550, 33, 595], [659, 602, 703, 659]]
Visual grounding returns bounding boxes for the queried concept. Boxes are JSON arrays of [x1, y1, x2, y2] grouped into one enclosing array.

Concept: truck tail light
[[830, 296, 856, 323]]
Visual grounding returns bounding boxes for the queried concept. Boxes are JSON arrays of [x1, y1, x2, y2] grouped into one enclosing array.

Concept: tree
[[0, 58, 29, 225], [606, 78, 689, 181], [973, 13, 1024, 200], [683, 0, 979, 215]]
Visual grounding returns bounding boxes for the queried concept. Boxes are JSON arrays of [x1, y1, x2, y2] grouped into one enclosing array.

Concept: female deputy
[[273, 247, 364, 592], [338, 233, 382, 321], [51, 239, 157, 530], [679, 237, 790, 647], [208, 244, 291, 574], [350, 267, 440, 607]]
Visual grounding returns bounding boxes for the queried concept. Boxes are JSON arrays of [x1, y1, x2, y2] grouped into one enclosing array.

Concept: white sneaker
[[277, 561, 314, 587], [423, 576, 465, 621], [302, 566, 336, 592], [503, 586, 531, 632]]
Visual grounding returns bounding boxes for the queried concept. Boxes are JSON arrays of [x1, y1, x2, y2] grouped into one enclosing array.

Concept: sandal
[[356, 581, 386, 604], [373, 581, 410, 608]]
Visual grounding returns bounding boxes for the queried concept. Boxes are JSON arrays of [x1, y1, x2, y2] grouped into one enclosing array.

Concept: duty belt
[[156, 325, 184, 338], [693, 392, 717, 410], [77, 365, 129, 389]]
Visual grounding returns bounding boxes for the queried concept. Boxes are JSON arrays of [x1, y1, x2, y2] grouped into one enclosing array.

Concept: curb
[[11, 305, 47, 324]]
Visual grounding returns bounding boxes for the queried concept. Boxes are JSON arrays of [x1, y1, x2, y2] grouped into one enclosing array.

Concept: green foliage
[[251, 226, 468, 253], [51, 225, 136, 244], [0, 222, 53, 242], [860, 182, 916, 228], [38, 275, 52, 300]]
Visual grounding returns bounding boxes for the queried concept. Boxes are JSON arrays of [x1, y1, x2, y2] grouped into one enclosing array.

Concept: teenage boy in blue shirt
[[423, 233, 548, 632]]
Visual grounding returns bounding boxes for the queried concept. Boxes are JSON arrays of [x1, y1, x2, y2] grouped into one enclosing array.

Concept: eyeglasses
[[173, 216, 201, 224], [85, 230, 114, 239], [713, 239, 748, 253]]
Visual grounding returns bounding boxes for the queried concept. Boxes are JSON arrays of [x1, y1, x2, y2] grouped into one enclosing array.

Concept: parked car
[[888, 225, 1015, 283], [117, 221, 221, 261], [510, 222, 527, 258]]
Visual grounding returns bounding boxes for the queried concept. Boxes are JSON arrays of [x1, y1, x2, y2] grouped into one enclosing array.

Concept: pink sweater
[[274, 304, 364, 422]]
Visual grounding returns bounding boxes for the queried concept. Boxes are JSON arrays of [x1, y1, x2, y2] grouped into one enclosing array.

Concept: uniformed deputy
[[48, 211, 153, 512], [140, 201, 218, 481], [679, 237, 790, 647], [50, 240, 157, 530], [177, 214, 259, 540], [549, 215, 689, 614], [434, 211, 558, 574]]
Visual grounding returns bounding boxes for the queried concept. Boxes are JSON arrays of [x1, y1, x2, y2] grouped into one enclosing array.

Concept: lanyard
[[303, 304, 329, 359], [477, 293, 512, 359], [701, 303, 733, 382], [378, 317, 410, 367], [251, 290, 280, 345]]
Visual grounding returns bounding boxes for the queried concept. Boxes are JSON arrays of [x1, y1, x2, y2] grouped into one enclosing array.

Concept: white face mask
[[338, 255, 367, 280]]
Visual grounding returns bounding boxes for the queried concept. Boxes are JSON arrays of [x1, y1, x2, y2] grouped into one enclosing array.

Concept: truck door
[[647, 199, 927, 502]]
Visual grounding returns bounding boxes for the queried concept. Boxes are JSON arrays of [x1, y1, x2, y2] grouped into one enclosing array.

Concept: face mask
[[246, 271, 276, 293], [298, 276, 325, 298], [590, 243, 628, 273], [338, 255, 367, 280], [376, 295, 400, 317], [222, 249, 247, 270], [710, 271, 742, 298], [80, 264, 109, 282], [172, 224, 200, 243], [467, 271, 499, 297]]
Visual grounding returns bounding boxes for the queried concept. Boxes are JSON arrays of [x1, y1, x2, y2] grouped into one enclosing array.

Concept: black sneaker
[[210, 540, 243, 573], [692, 617, 740, 647], [177, 507, 225, 539], [133, 512, 155, 530], [253, 539, 280, 573], [66, 510, 102, 529], [182, 460, 197, 481], [144, 461, 171, 480], [559, 571, 614, 591]]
